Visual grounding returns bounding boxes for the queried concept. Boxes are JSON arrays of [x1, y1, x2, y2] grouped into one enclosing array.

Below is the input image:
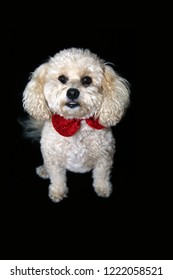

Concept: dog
[[22, 48, 130, 202]]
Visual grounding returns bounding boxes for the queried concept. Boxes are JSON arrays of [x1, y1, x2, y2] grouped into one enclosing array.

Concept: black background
[[3, 27, 168, 261]]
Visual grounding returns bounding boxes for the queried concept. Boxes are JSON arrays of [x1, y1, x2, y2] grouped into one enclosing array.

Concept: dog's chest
[[41, 121, 114, 172]]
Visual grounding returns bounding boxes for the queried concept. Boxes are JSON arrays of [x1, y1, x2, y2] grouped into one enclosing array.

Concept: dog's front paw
[[49, 184, 68, 203], [94, 182, 112, 198], [36, 165, 49, 179]]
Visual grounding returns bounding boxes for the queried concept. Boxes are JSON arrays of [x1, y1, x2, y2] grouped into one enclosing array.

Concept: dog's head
[[23, 48, 130, 126]]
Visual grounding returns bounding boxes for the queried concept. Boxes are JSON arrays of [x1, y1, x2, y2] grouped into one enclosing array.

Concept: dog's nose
[[67, 88, 80, 100]]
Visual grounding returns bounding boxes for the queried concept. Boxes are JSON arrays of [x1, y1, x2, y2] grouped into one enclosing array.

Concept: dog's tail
[[19, 116, 45, 141]]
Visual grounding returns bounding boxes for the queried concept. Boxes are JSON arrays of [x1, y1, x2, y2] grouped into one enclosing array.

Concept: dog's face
[[44, 49, 104, 119], [23, 48, 130, 126]]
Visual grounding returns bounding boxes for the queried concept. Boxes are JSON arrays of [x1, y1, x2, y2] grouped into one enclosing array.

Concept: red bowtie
[[52, 114, 105, 137]]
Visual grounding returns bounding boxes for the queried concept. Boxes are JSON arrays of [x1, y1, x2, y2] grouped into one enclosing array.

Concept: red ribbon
[[52, 114, 105, 137]]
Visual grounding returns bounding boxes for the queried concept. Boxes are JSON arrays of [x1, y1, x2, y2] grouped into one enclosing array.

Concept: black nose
[[67, 88, 80, 100]]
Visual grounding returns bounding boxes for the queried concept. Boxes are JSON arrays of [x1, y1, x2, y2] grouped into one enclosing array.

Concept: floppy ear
[[22, 63, 51, 120], [98, 65, 130, 127]]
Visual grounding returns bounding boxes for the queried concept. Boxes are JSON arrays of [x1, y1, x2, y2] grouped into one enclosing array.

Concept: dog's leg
[[36, 165, 49, 179], [45, 164, 68, 203], [92, 158, 113, 198]]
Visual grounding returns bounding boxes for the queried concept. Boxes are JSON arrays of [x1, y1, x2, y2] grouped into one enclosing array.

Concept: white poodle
[[22, 48, 130, 202]]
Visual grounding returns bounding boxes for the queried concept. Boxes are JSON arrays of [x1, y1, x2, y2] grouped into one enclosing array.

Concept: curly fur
[[22, 48, 130, 202]]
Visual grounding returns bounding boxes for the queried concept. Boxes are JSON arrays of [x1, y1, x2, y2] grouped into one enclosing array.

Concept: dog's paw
[[36, 165, 49, 179], [49, 184, 68, 203], [94, 182, 112, 198]]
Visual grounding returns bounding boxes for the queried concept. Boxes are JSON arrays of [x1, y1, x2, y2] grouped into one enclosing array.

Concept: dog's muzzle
[[66, 88, 80, 108]]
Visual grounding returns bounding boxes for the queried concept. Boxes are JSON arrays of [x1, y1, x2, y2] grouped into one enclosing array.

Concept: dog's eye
[[81, 76, 92, 86], [58, 75, 68, 84]]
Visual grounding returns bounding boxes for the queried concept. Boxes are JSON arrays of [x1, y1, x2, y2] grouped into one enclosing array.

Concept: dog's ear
[[22, 63, 51, 120], [98, 65, 130, 127]]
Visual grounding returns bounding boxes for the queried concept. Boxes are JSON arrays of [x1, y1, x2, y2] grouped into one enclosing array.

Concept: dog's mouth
[[66, 101, 80, 108]]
